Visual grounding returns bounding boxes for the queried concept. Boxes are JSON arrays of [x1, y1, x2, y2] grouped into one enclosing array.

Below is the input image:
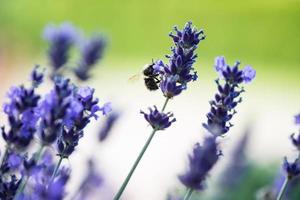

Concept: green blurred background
[[0, 0, 300, 80]]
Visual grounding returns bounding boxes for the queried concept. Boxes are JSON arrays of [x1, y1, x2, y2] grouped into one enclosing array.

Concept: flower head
[[43, 22, 77, 70], [151, 22, 204, 96], [75, 35, 106, 80], [290, 133, 300, 150], [30, 66, 45, 88], [283, 157, 300, 179], [140, 106, 176, 130], [179, 137, 220, 190], [169, 21, 205, 49], [203, 57, 255, 136], [0, 175, 21, 199], [214, 56, 227, 75], [242, 66, 256, 83], [160, 75, 185, 98]]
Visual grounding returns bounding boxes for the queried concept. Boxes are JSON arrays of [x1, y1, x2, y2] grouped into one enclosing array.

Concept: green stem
[[113, 97, 170, 200], [276, 178, 289, 200], [183, 188, 194, 200], [50, 155, 64, 183], [161, 97, 170, 112], [113, 129, 157, 200]]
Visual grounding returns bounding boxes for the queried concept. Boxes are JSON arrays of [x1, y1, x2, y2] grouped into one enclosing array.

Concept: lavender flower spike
[[140, 106, 176, 130], [179, 137, 220, 191], [43, 22, 77, 70], [203, 57, 255, 136], [75, 35, 106, 80]]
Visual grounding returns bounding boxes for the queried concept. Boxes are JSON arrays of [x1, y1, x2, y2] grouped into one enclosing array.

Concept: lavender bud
[[140, 106, 176, 130]]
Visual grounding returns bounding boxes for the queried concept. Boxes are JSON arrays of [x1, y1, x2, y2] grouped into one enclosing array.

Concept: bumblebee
[[143, 62, 161, 91]]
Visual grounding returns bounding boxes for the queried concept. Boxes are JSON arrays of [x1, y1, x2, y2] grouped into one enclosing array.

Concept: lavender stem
[[276, 178, 288, 200], [183, 188, 194, 200], [50, 155, 64, 182], [113, 97, 170, 200]]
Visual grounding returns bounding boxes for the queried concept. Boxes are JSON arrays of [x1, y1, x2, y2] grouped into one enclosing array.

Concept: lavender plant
[[113, 21, 205, 200], [0, 22, 110, 200], [178, 56, 256, 199], [276, 114, 300, 200]]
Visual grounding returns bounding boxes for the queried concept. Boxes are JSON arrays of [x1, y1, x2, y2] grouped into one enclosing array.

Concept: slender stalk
[[161, 97, 170, 112], [113, 97, 170, 200], [50, 155, 64, 182], [183, 188, 194, 200], [113, 129, 157, 200], [276, 178, 289, 200]]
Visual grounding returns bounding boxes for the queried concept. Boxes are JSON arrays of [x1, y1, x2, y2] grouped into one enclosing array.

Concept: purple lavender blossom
[[99, 111, 120, 141], [283, 157, 300, 179], [7, 153, 23, 170], [160, 75, 185, 98], [214, 56, 227, 75], [179, 137, 220, 190], [203, 57, 255, 136], [169, 21, 204, 50], [140, 106, 176, 130], [0, 175, 21, 199], [43, 22, 77, 70], [153, 22, 204, 95], [2, 84, 40, 149], [291, 133, 300, 150], [31, 168, 70, 200], [75, 35, 106, 80], [57, 85, 107, 157], [38, 77, 73, 145], [30, 66, 44, 88], [242, 66, 256, 83], [295, 114, 300, 125]]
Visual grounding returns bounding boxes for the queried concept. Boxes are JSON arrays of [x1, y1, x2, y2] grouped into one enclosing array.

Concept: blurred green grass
[[0, 0, 300, 75]]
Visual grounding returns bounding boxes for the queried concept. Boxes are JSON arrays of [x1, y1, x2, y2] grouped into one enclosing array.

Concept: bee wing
[[128, 73, 142, 83]]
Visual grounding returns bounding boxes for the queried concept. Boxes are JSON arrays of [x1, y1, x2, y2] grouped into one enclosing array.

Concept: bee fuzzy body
[[143, 62, 161, 91]]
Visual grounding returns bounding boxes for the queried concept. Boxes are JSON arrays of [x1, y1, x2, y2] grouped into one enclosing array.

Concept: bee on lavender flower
[[130, 61, 161, 91], [143, 61, 161, 91]]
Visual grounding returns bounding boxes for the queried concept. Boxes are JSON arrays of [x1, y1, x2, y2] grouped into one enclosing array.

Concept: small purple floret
[[140, 106, 176, 130]]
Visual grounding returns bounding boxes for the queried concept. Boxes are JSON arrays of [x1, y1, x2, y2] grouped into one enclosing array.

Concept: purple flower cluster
[[0, 66, 109, 199], [43, 23, 77, 70], [153, 21, 205, 98], [1, 71, 41, 150], [140, 106, 176, 131], [203, 56, 255, 136], [179, 137, 220, 190], [178, 56, 255, 194], [75, 35, 106, 80], [43, 23, 106, 80]]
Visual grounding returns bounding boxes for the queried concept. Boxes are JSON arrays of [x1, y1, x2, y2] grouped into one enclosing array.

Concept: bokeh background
[[0, 0, 300, 199]]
